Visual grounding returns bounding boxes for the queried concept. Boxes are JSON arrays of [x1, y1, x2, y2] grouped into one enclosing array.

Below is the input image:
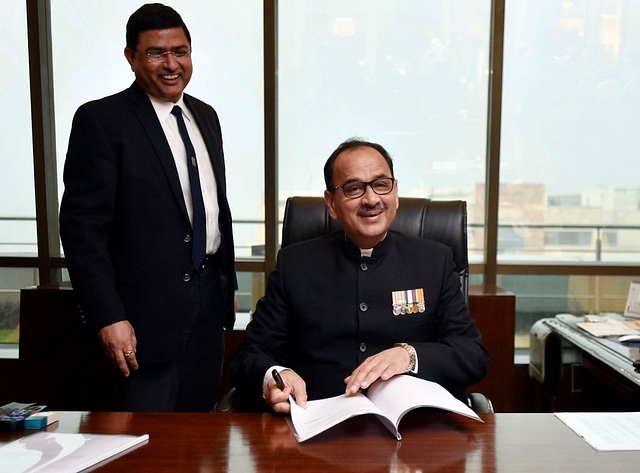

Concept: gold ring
[[124, 350, 133, 358]]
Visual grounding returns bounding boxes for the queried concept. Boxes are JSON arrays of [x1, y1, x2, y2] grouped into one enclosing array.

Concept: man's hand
[[344, 346, 410, 395], [98, 320, 138, 377], [264, 369, 308, 414]]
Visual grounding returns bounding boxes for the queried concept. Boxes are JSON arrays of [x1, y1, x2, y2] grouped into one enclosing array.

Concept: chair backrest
[[281, 196, 469, 301]]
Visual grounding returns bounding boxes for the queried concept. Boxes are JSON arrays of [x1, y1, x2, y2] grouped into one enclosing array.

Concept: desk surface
[[2, 412, 639, 472]]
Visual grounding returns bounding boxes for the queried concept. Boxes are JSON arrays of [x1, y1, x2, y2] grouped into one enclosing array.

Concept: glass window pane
[[51, 1, 264, 257], [500, 1, 640, 263], [0, 268, 39, 355], [278, 0, 491, 262], [236, 270, 265, 330], [1, 1, 36, 256], [499, 274, 640, 349]]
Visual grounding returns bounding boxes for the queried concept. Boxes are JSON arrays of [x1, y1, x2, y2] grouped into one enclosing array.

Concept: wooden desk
[[2, 412, 639, 472]]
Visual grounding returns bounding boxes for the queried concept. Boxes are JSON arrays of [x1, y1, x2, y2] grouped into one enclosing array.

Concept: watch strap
[[395, 342, 417, 373]]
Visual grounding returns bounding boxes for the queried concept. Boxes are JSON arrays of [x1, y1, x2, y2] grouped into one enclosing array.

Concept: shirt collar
[[356, 233, 387, 257], [147, 93, 192, 124], [341, 232, 392, 260]]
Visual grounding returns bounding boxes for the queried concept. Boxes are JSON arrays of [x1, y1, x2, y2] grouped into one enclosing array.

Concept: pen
[[272, 369, 285, 390]]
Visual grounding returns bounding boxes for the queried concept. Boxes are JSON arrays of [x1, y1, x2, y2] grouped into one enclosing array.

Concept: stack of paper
[[555, 412, 640, 451], [576, 319, 640, 337], [0, 432, 148, 473]]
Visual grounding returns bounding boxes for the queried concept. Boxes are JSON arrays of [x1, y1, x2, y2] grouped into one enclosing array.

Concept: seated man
[[231, 138, 488, 413]]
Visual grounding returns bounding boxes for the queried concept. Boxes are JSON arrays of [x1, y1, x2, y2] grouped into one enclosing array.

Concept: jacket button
[[359, 302, 368, 312], [359, 343, 367, 353], [184, 234, 192, 243], [360, 262, 368, 271], [183, 273, 191, 282]]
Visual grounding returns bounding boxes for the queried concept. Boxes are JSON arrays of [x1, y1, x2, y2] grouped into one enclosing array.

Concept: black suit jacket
[[60, 82, 236, 363], [231, 231, 488, 404]]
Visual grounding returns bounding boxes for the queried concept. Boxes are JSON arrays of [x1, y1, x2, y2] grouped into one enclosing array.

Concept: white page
[[288, 375, 481, 442], [367, 375, 482, 437], [0, 432, 149, 473], [289, 392, 386, 442], [555, 412, 640, 451]]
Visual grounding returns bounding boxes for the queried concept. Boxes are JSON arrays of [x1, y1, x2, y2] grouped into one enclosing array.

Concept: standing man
[[60, 3, 236, 412], [232, 138, 488, 413]]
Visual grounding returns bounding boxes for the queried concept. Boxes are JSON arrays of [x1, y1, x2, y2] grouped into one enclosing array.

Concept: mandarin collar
[[340, 231, 393, 261]]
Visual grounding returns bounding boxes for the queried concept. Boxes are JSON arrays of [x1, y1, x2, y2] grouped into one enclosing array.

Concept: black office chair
[[281, 196, 470, 302], [215, 196, 493, 413]]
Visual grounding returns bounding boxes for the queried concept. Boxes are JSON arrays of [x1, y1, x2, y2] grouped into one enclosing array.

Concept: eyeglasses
[[334, 177, 396, 199], [142, 48, 192, 63]]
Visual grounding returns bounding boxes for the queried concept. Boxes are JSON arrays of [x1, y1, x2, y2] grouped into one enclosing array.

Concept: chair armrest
[[468, 392, 494, 413], [213, 387, 237, 413]]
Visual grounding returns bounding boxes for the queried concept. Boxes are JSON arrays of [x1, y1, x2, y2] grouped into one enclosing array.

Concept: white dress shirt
[[149, 94, 221, 255]]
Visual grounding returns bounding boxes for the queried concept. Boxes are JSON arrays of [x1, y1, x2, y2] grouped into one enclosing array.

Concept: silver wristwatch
[[395, 342, 417, 373]]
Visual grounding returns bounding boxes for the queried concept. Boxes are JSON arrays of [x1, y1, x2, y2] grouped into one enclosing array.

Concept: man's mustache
[[357, 204, 386, 216]]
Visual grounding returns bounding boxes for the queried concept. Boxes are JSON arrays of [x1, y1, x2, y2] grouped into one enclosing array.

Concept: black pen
[[272, 369, 285, 390]]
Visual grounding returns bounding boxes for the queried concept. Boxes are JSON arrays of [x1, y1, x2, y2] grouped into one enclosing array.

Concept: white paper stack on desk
[[576, 313, 640, 338]]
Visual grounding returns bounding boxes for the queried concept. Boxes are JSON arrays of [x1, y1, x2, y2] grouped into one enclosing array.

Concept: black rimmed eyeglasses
[[333, 177, 396, 199], [142, 48, 192, 63]]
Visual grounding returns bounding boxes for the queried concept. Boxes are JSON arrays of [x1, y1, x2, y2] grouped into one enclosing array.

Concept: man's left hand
[[344, 346, 410, 395], [98, 320, 138, 377]]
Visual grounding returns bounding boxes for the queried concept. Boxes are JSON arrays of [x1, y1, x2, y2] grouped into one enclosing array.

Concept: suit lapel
[[128, 83, 190, 224]]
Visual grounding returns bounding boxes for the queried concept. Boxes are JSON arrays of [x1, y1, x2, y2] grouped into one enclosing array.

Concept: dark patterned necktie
[[171, 106, 206, 268]]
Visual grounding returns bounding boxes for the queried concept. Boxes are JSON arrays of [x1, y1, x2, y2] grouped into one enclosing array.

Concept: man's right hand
[[98, 321, 138, 377], [264, 369, 308, 414]]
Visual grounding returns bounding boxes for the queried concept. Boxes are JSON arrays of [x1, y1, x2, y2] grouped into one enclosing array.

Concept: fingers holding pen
[[266, 369, 291, 413], [266, 369, 308, 413], [272, 368, 286, 390]]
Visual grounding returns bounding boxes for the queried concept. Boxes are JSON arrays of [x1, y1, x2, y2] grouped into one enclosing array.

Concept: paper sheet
[[575, 320, 640, 337], [289, 392, 385, 441], [555, 412, 640, 451], [0, 432, 149, 473], [287, 375, 481, 442]]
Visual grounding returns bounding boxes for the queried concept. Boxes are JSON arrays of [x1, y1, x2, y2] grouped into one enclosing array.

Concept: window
[[500, 1, 640, 349], [544, 231, 592, 246], [499, 0, 640, 264], [277, 0, 491, 262], [0, 1, 35, 256], [0, 1, 35, 349], [0, 268, 38, 351]]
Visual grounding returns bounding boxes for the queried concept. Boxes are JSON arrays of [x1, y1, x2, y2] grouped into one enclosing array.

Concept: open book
[[287, 374, 482, 442]]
